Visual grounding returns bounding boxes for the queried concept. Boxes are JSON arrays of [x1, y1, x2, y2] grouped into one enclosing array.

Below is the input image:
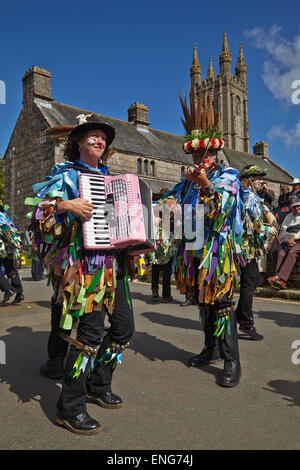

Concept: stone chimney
[[22, 66, 53, 111], [253, 141, 269, 158], [128, 102, 150, 128]]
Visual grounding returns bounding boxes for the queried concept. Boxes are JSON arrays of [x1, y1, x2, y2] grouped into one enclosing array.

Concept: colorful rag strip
[[0, 209, 22, 259], [241, 187, 269, 261], [159, 165, 245, 304], [98, 347, 122, 370], [24, 160, 132, 330]]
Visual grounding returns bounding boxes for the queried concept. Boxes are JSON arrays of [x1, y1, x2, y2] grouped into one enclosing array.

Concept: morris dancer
[[0, 202, 24, 304], [159, 87, 244, 387], [25, 116, 135, 435], [236, 165, 278, 340]]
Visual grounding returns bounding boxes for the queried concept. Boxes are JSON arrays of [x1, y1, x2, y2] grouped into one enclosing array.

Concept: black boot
[[2, 289, 15, 304], [87, 390, 123, 409], [220, 360, 241, 387], [190, 306, 222, 366], [87, 335, 123, 408], [239, 325, 264, 341], [12, 292, 25, 304], [189, 345, 222, 367], [40, 358, 65, 379], [180, 297, 196, 307], [55, 411, 102, 435]]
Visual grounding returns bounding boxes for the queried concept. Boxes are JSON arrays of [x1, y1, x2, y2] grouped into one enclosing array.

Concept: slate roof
[[35, 99, 293, 184], [222, 148, 293, 184], [35, 100, 193, 165]]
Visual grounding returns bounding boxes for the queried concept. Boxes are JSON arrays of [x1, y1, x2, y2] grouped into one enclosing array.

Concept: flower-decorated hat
[[239, 165, 267, 179], [178, 79, 225, 154]]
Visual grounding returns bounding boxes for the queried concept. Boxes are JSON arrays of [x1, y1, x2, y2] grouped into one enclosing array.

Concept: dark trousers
[[235, 259, 261, 329], [47, 300, 71, 361], [151, 260, 172, 298], [57, 276, 134, 417], [31, 259, 45, 280], [0, 258, 23, 294], [186, 258, 200, 302], [203, 295, 239, 361]]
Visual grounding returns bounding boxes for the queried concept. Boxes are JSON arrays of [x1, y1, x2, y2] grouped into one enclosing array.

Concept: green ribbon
[[24, 197, 44, 206], [87, 265, 104, 293], [123, 262, 132, 310]]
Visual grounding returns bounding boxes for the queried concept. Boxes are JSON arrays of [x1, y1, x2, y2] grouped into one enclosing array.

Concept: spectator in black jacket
[[277, 184, 291, 225], [257, 181, 275, 212]]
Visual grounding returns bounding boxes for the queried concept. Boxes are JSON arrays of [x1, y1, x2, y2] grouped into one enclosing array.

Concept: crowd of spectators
[[264, 178, 300, 288]]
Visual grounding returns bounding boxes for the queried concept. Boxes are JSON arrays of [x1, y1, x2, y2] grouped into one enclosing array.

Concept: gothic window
[[137, 158, 142, 174], [143, 159, 148, 175], [234, 95, 241, 116], [40, 129, 47, 144], [150, 160, 155, 176]]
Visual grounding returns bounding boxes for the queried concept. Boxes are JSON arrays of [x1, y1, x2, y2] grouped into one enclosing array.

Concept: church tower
[[190, 33, 250, 152]]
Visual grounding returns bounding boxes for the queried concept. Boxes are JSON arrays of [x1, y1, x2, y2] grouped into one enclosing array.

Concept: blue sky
[[1, 0, 300, 178]]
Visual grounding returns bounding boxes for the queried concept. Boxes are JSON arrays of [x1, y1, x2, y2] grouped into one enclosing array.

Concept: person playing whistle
[[157, 87, 244, 387], [25, 116, 135, 435]]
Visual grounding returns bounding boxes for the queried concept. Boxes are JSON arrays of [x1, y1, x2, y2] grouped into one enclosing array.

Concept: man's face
[[261, 182, 268, 190], [291, 204, 300, 215], [191, 149, 217, 166], [251, 177, 262, 191], [293, 183, 300, 192], [78, 129, 107, 160]]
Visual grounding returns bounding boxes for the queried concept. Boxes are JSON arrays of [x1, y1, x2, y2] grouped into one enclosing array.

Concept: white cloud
[[245, 25, 300, 104], [246, 25, 300, 148], [268, 119, 300, 149]]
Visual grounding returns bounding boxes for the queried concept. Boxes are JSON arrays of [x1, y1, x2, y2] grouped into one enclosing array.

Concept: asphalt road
[[0, 269, 300, 451]]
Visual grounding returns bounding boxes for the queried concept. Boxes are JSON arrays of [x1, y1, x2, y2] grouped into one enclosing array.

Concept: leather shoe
[[40, 359, 65, 379], [220, 360, 241, 387], [180, 298, 196, 307], [267, 275, 286, 289], [162, 296, 173, 303], [189, 346, 222, 367], [55, 411, 102, 435], [152, 289, 159, 298], [12, 293, 25, 304], [87, 390, 123, 409], [2, 289, 15, 304], [239, 326, 264, 341]]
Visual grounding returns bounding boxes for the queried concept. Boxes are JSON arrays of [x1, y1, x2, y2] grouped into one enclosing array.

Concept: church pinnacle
[[219, 31, 232, 75], [190, 44, 201, 94], [235, 43, 247, 82], [190, 44, 201, 75], [207, 57, 214, 79]]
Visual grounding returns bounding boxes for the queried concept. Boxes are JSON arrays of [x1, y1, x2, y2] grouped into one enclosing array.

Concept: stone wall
[[4, 106, 55, 230]]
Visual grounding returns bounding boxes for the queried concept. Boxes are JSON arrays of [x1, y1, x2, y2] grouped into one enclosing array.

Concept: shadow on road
[[0, 326, 61, 423], [130, 330, 221, 384], [255, 310, 300, 329], [141, 311, 201, 331], [131, 290, 182, 305], [264, 379, 300, 407]]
